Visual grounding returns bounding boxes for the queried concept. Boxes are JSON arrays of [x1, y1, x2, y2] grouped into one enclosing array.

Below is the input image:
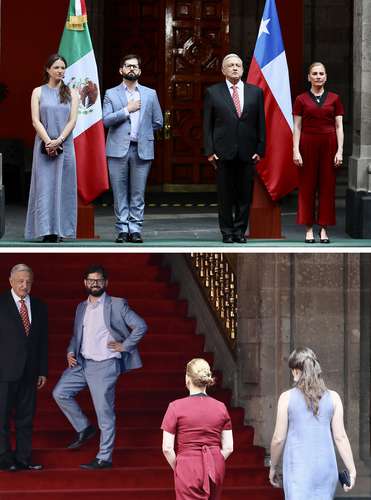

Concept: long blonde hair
[[186, 358, 215, 388], [288, 347, 327, 416]]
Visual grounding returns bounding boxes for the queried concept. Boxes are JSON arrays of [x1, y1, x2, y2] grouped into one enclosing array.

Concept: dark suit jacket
[[0, 291, 48, 382], [203, 81, 266, 162]]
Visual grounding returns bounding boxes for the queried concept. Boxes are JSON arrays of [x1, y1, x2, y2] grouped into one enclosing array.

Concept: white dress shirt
[[11, 288, 32, 322], [123, 83, 140, 141], [226, 79, 244, 112], [81, 293, 121, 361]]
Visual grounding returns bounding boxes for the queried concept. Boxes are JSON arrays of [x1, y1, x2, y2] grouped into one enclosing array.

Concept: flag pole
[[59, 0, 109, 240], [76, 199, 96, 239], [247, 0, 300, 239], [248, 176, 282, 239]]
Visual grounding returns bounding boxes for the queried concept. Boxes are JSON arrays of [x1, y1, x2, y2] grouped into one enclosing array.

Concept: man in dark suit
[[53, 265, 147, 470], [203, 53, 266, 243], [0, 264, 48, 471]]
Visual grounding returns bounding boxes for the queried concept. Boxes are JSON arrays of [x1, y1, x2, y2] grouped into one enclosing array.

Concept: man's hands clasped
[[207, 153, 261, 170]]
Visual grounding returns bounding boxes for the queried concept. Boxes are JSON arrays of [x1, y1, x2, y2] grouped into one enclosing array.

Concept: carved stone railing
[[188, 253, 237, 351]]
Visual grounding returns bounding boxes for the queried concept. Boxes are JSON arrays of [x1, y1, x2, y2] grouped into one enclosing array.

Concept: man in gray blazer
[[53, 265, 147, 469], [103, 54, 163, 243]]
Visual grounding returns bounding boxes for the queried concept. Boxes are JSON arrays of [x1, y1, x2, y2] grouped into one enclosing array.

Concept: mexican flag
[[59, 0, 109, 204]]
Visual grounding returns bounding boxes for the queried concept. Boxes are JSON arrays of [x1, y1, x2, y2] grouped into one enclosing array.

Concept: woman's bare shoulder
[[278, 389, 292, 405], [328, 389, 341, 404], [32, 86, 42, 98]]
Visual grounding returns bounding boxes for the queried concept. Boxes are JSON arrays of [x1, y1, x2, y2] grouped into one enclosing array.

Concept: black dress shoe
[[67, 425, 96, 450], [42, 234, 58, 243], [305, 238, 316, 244], [80, 458, 112, 470], [115, 232, 129, 243], [222, 235, 234, 244], [130, 232, 143, 243], [10, 461, 43, 471], [233, 235, 247, 243]]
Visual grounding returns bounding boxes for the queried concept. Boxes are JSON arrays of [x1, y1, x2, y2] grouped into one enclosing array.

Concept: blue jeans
[[108, 143, 151, 234]]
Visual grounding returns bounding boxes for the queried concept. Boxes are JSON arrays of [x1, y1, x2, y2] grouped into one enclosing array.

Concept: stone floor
[[1, 199, 371, 249]]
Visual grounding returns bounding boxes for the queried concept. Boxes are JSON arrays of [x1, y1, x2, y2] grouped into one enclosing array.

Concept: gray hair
[[222, 53, 243, 68], [10, 264, 34, 278]]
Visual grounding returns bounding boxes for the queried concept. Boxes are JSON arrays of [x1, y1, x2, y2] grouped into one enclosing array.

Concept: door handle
[[164, 110, 171, 140]]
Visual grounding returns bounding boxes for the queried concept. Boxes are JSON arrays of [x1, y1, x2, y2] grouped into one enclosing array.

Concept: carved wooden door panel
[[103, 0, 229, 188], [163, 0, 230, 188]]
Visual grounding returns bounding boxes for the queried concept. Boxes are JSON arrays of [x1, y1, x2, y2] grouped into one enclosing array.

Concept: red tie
[[19, 299, 31, 336], [232, 85, 241, 117]]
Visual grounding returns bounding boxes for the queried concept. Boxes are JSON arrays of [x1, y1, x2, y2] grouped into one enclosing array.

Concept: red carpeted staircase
[[0, 254, 283, 500]]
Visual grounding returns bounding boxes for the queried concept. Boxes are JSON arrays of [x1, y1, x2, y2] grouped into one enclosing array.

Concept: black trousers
[[0, 369, 37, 464], [216, 158, 255, 236]]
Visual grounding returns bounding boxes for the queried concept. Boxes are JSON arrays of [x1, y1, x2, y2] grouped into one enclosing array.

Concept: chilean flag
[[247, 0, 298, 201]]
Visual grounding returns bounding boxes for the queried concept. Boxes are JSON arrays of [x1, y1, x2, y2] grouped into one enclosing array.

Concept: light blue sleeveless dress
[[25, 84, 77, 240], [283, 388, 338, 500]]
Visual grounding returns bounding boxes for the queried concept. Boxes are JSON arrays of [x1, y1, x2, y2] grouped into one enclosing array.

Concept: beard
[[85, 286, 106, 297], [124, 72, 139, 81]]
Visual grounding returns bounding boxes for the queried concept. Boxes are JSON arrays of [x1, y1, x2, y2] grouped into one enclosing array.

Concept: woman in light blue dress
[[269, 347, 356, 499], [25, 54, 79, 242]]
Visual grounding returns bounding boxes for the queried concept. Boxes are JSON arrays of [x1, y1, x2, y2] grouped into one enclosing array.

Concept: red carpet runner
[[0, 254, 283, 499]]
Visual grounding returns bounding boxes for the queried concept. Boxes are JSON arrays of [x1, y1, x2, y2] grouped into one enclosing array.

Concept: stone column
[[346, 0, 371, 237], [236, 254, 362, 458], [236, 253, 292, 448], [360, 255, 371, 462]]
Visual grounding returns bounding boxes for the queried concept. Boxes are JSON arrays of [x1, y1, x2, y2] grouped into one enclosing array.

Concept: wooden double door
[[103, 0, 229, 189]]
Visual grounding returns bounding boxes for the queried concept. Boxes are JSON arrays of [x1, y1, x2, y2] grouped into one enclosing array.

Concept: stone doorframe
[[360, 255, 371, 463]]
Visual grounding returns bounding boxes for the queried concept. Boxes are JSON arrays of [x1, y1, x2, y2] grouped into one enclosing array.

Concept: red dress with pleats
[[161, 395, 232, 500], [293, 91, 344, 226]]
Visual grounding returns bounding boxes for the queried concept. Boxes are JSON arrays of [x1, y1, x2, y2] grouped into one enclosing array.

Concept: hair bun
[[186, 358, 215, 388]]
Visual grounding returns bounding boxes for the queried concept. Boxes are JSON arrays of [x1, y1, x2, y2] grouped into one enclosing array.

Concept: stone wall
[[164, 253, 370, 495], [162, 254, 238, 396], [236, 254, 292, 447], [347, 0, 371, 192], [236, 253, 366, 454], [236, 252, 370, 495]]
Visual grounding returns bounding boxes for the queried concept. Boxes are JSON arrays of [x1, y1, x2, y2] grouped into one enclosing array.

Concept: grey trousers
[[53, 357, 120, 462], [108, 143, 152, 235]]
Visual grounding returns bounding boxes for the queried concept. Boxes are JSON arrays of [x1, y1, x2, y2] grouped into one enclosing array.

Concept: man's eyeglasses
[[86, 279, 106, 285], [123, 64, 140, 70]]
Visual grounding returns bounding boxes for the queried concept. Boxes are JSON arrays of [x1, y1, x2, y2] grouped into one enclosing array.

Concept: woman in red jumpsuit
[[161, 358, 233, 500], [293, 62, 344, 244]]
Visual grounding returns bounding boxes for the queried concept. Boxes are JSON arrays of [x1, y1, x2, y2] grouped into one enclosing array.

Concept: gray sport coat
[[68, 294, 147, 373], [103, 83, 163, 160]]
